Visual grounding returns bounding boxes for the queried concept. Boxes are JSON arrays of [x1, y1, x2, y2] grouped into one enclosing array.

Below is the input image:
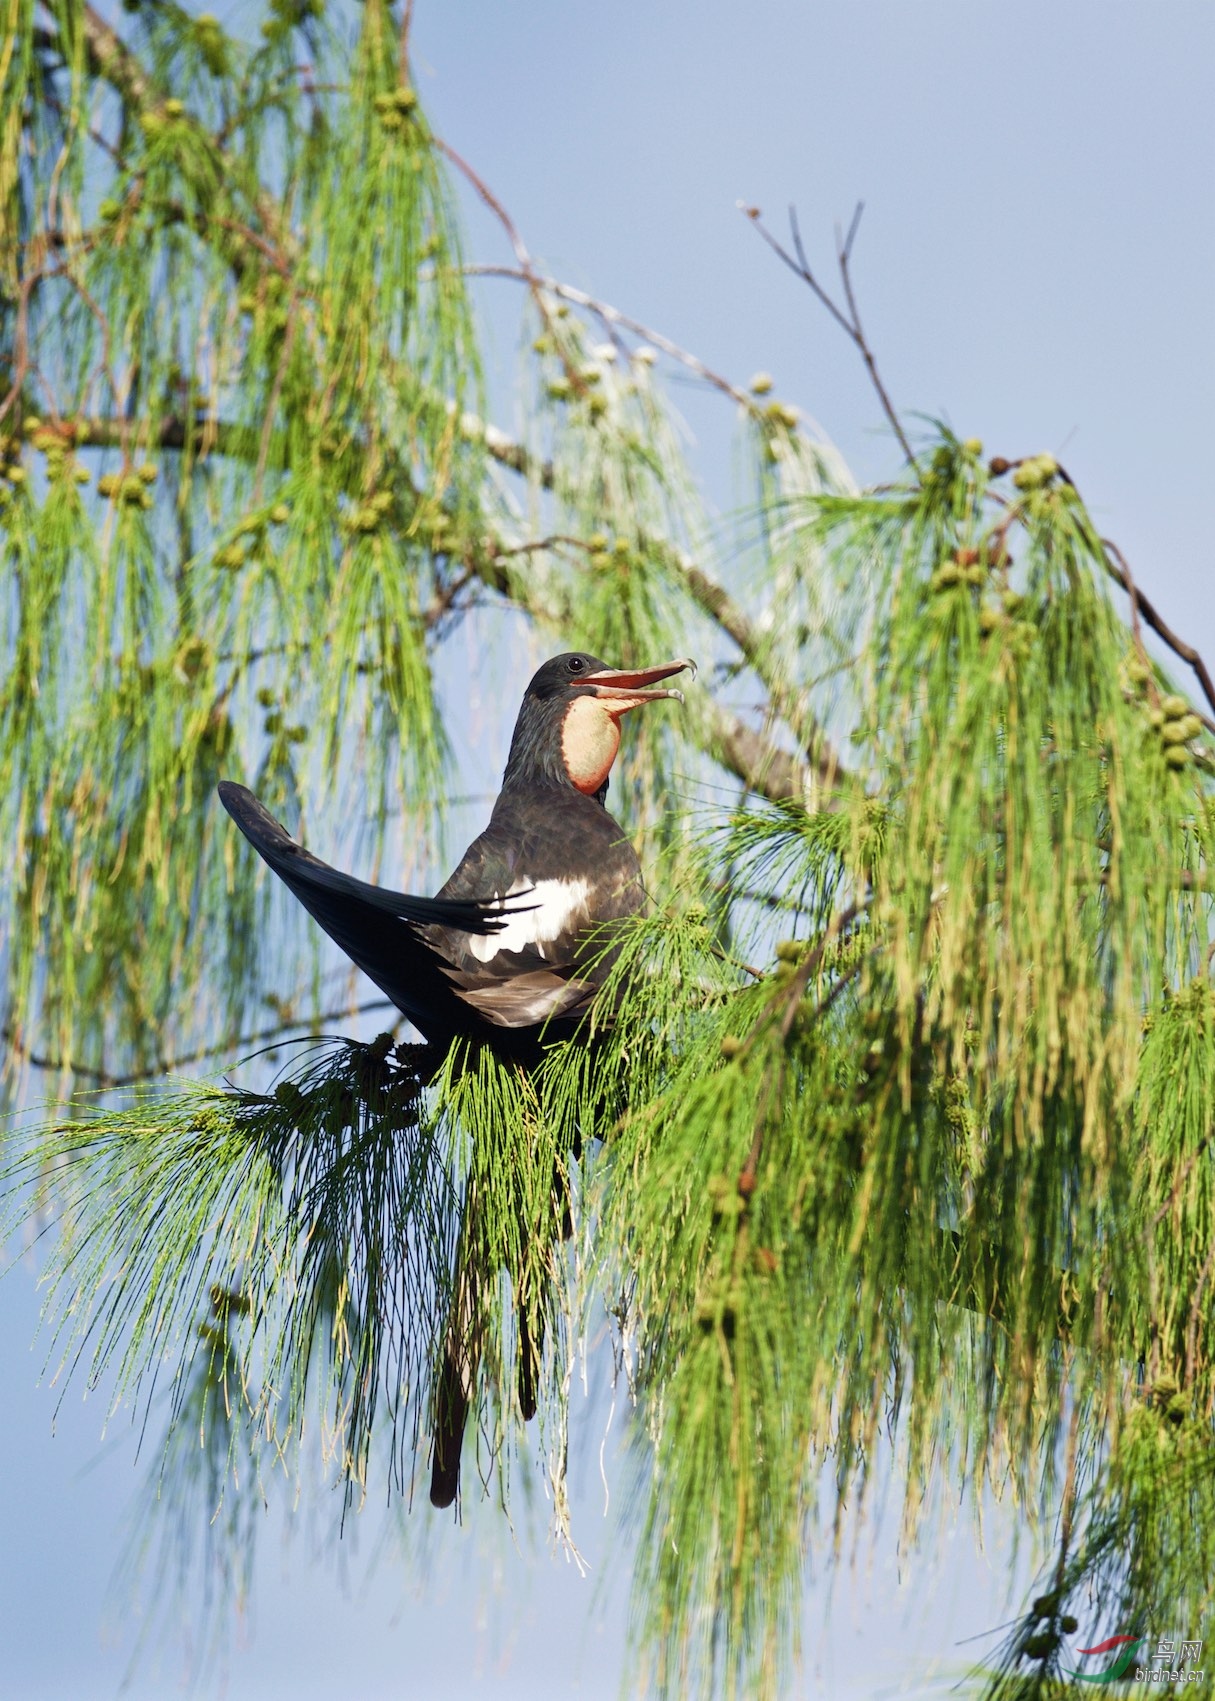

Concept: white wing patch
[[466, 877, 591, 963]]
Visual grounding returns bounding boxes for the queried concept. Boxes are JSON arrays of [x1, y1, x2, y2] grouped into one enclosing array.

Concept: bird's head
[[502, 651, 695, 798]]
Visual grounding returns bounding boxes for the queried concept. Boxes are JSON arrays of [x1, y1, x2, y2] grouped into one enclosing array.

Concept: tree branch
[[674, 556, 844, 784], [2, 997, 398, 1090], [697, 699, 831, 804], [1101, 537, 1215, 732], [743, 201, 919, 471], [465, 265, 760, 414], [474, 421, 848, 791], [79, 5, 152, 109]]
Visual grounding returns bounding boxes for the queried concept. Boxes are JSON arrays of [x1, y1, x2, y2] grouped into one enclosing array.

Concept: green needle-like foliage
[[4, 9, 1215, 1700]]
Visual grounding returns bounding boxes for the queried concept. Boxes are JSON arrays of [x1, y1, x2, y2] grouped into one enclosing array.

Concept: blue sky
[[3, 4, 1213, 1696]]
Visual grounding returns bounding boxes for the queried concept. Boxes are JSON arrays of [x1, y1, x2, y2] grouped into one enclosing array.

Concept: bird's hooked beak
[[580, 657, 696, 717]]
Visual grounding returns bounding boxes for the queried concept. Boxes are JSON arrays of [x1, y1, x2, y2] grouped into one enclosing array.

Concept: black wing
[[218, 782, 531, 1045]]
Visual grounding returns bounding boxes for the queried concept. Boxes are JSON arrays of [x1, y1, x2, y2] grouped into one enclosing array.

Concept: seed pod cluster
[[374, 86, 417, 132], [929, 548, 986, 594], [19, 417, 93, 486], [705, 1174, 746, 1222], [764, 400, 799, 431], [420, 509, 454, 552], [341, 489, 394, 535], [1011, 453, 1059, 491], [194, 14, 229, 77], [97, 471, 154, 509], [263, 709, 308, 744], [1021, 1630, 1059, 1661], [238, 271, 290, 334], [215, 541, 248, 570], [1154, 694, 1203, 769], [172, 636, 212, 683]]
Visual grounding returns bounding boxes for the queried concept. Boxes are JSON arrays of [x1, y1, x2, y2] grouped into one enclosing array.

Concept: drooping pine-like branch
[[6, 10, 1215, 1701]]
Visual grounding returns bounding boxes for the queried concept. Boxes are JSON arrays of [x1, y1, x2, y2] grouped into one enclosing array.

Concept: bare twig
[[435, 141, 578, 379], [491, 533, 595, 560], [743, 201, 919, 471], [421, 565, 476, 630], [0, 254, 46, 428]]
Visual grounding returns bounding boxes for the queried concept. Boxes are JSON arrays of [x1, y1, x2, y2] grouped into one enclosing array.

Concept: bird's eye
[[567, 656, 585, 673]]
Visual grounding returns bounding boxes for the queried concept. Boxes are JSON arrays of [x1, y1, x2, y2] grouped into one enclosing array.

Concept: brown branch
[[68, 423, 820, 801], [2, 1030, 115, 1086], [698, 698, 833, 804], [22, 30, 846, 805], [72, 412, 835, 799], [777, 904, 863, 1045], [421, 565, 476, 631], [79, 5, 152, 108], [491, 533, 594, 559], [743, 201, 919, 471], [675, 556, 844, 783], [399, 0, 415, 84], [1184, 1235, 1215, 1386], [73, 411, 243, 458], [1101, 537, 1215, 733]]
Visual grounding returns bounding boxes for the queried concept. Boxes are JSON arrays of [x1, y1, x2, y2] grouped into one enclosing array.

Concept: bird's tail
[[428, 1165, 570, 1507], [429, 1349, 472, 1509]]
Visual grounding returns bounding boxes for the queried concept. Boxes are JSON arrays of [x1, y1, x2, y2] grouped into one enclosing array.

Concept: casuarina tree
[[3, 5, 1213, 1696]]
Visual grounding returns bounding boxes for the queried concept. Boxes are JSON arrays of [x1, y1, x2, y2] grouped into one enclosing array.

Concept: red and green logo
[[1065, 1633, 1145, 1684]]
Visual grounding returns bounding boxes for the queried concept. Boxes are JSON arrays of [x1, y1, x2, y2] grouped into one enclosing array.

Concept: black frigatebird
[[218, 650, 694, 1505]]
